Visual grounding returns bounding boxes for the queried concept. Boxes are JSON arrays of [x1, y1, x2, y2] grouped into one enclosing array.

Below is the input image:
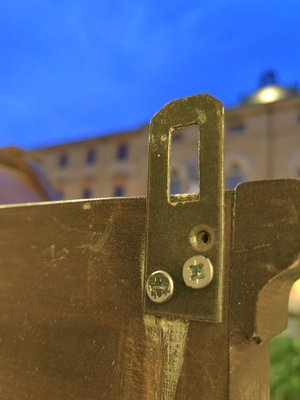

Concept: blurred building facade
[[35, 73, 300, 200]]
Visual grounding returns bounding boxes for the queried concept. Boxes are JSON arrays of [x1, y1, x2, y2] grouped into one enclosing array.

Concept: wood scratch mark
[[144, 315, 189, 400]]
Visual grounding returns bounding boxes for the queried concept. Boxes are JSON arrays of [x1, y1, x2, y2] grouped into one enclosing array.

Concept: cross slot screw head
[[146, 270, 174, 303], [182, 255, 213, 289]]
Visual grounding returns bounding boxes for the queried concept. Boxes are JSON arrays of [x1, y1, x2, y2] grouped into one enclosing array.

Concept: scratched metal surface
[[0, 197, 230, 400]]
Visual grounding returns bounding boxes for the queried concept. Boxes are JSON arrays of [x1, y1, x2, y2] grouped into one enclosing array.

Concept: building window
[[228, 124, 245, 134], [188, 158, 199, 193], [59, 153, 69, 168], [170, 180, 181, 194], [114, 185, 125, 197], [170, 169, 181, 194], [86, 148, 97, 165], [188, 158, 199, 182], [172, 132, 184, 142], [226, 162, 245, 189], [82, 188, 93, 199], [56, 190, 64, 200], [117, 143, 128, 160]]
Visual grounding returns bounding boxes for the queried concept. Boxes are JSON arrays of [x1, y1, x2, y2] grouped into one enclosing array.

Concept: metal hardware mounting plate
[[144, 94, 225, 322]]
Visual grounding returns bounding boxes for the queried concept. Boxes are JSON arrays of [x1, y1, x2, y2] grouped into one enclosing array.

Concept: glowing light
[[289, 279, 300, 315], [255, 85, 284, 104]]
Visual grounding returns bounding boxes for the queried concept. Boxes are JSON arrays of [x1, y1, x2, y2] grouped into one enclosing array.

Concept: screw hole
[[253, 336, 263, 345], [198, 230, 210, 244], [189, 225, 214, 252]]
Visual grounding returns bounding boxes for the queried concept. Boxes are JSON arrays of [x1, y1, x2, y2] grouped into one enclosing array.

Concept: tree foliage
[[270, 337, 300, 400]]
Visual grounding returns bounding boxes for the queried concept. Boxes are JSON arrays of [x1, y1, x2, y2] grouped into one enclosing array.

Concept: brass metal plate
[[144, 94, 224, 322]]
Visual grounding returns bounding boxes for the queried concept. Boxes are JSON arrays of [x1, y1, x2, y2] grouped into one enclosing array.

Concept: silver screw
[[146, 270, 174, 303], [182, 255, 213, 289]]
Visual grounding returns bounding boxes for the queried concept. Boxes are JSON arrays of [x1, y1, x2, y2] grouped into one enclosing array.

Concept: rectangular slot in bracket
[[169, 125, 200, 203]]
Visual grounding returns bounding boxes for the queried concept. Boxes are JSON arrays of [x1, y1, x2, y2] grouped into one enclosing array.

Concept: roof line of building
[[36, 93, 300, 151], [36, 123, 148, 151]]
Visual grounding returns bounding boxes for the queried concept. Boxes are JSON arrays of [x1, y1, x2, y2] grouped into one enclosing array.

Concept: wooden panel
[[0, 197, 230, 399]]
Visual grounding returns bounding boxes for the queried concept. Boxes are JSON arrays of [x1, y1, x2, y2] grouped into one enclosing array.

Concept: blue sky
[[0, 0, 299, 148]]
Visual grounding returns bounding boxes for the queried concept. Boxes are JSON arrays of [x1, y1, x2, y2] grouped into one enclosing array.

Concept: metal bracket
[[143, 94, 224, 322]]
